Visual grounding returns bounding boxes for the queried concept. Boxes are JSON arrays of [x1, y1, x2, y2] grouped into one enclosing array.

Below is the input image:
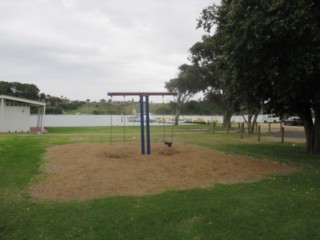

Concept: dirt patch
[[29, 142, 296, 201]]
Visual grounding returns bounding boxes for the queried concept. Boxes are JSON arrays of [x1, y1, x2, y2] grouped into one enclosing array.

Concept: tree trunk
[[174, 102, 182, 126], [222, 110, 232, 128], [250, 113, 258, 133], [314, 109, 320, 154], [300, 107, 316, 154], [242, 112, 258, 133], [300, 106, 320, 154], [246, 115, 252, 133], [303, 118, 314, 154]]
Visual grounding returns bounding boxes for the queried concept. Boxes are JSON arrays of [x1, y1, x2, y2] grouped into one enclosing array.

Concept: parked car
[[261, 114, 280, 123], [283, 116, 303, 126]]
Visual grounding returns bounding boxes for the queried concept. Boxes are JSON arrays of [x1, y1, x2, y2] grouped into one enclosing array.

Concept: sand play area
[[29, 142, 296, 201]]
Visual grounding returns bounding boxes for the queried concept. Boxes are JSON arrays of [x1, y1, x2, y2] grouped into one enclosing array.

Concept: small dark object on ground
[[164, 141, 172, 147]]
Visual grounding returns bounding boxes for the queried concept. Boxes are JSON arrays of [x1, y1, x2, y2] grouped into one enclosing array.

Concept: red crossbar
[[107, 92, 177, 96]]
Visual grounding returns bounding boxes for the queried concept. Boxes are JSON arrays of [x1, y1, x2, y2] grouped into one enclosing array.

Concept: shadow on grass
[[216, 142, 320, 170]]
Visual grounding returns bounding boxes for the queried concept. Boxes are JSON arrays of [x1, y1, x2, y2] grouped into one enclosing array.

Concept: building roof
[[0, 95, 46, 107]]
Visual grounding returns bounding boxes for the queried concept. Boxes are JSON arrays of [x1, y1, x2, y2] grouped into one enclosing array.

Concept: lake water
[[30, 114, 266, 127]]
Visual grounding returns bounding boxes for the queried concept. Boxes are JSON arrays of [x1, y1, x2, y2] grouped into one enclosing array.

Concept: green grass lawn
[[0, 129, 319, 240]]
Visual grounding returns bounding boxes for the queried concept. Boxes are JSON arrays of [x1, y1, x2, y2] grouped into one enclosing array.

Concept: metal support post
[[139, 96, 145, 154], [145, 96, 151, 154]]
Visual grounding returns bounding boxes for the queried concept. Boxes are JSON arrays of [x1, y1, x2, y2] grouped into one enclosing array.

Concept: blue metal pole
[[145, 96, 151, 154], [139, 96, 145, 154]]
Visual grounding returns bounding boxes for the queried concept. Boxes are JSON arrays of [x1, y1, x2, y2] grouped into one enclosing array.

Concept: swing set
[[107, 92, 177, 155]]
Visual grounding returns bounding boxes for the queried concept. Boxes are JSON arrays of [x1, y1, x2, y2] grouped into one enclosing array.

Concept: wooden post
[[238, 123, 240, 129], [268, 123, 271, 133], [258, 125, 261, 142], [240, 122, 244, 139], [280, 122, 283, 131], [281, 127, 284, 143], [255, 122, 258, 133], [212, 121, 216, 133]]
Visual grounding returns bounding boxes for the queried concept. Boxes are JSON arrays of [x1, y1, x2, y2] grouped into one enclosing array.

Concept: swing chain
[[162, 95, 175, 148], [110, 96, 113, 144]]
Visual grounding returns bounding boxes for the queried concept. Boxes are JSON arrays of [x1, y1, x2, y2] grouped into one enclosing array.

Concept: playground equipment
[[107, 92, 177, 155], [161, 95, 175, 148]]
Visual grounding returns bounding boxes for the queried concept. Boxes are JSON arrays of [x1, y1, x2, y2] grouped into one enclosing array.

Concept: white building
[[0, 95, 46, 132]]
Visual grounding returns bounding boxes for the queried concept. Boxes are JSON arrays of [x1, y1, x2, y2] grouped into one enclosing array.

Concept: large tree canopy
[[190, 34, 236, 127], [0, 81, 41, 100], [197, 0, 320, 153]]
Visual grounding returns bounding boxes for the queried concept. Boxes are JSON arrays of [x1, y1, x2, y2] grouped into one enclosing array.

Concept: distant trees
[[165, 64, 205, 125], [45, 95, 86, 114], [181, 98, 223, 115], [0, 81, 89, 114], [0, 81, 41, 100]]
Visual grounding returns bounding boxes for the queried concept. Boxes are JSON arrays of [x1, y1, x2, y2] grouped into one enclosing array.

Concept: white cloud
[[0, 0, 219, 101]]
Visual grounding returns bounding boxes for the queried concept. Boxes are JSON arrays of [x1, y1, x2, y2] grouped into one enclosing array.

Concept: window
[[5, 100, 29, 107]]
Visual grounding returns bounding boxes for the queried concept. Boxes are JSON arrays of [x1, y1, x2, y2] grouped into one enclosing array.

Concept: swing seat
[[164, 140, 172, 148]]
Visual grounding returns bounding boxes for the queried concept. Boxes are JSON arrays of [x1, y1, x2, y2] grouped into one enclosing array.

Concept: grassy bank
[[0, 129, 319, 239]]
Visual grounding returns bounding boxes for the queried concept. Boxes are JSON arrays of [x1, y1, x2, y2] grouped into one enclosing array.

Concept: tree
[[0, 81, 12, 95], [197, 0, 320, 153], [193, 2, 265, 131], [190, 36, 235, 127], [165, 64, 205, 125], [0, 81, 40, 100]]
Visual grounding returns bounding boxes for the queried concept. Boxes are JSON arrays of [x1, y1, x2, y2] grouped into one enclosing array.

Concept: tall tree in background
[[197, 0, 320, 153], [190, 35, 235, 128], [165, 64, 205, 125]]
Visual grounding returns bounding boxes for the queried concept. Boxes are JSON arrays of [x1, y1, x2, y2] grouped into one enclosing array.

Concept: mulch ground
[[28, 142, 297, 201]]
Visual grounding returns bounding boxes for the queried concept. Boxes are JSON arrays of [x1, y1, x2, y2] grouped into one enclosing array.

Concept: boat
[[127, 115, 156, 123]]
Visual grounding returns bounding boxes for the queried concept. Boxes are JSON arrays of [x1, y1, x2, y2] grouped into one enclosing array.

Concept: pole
[[281, 127, 284, 143], [0, 98, 3, 132], [212, 121, 216, 133], [139, 96, 145, 154], [241, 122, 244, 139], [41, 105, 46, 132], [145, 96, 151, 154]]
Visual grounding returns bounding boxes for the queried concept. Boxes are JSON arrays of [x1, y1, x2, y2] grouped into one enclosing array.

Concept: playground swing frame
[[107, 92, 177, 155]]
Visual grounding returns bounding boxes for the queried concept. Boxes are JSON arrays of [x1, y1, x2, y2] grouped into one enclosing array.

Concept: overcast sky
[[0, 0, 219, 102]]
